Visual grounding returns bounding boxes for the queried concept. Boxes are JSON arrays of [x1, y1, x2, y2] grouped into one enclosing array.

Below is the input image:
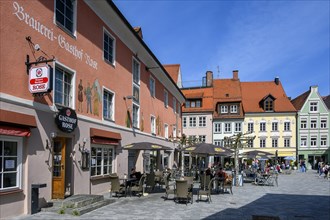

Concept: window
[[272, 122, 278, 131], [310, 102, 318, 112], [310, 136, 317, 147], [260, 122, 266, 132], [164, 90, 168, 108], [224, 123, 231, 133], [284, 122, 290, 131], [132, 85, 140, 104], [149, 77, 155, 97], [320, 118, 327, 129], [55, 0, 76, 34], [173, 98, 177, 113], [221, 105, 228, 113], [320, 136, 327, 147], [260, 139, 266, 148], [301, 119, 307, 129], [310, 119, 317, 129], [300, 137, 307, 147], [264, 98, 274, 111], [199, 135, 206, 143], [272, 138, 278, 148], [214, 140, 222, 146], [164, 124, 169, 139], [172, 126, 177, 138], [55, 66, 73, 107], [0, 138, 22, 190], [185, 101, 190, 108], [91, 147, 113, 177], [103, 29, 115, 65], [133, 58, 140, 85], [189, 117, 196, 127], [214, 123, 221, 133], [247, 139, 253, 148], [284, 138, 290, 147], [151, 115, 156, 134], [103, 89, 114, 121], [235, 122, 241, 132], [183, 117, 187, 128], [199, 117, 206, 127], [186, 99, 202, 108], [132, 104, 139, 128], [230, 105, 238, 113], [248, 122, 254, 133]]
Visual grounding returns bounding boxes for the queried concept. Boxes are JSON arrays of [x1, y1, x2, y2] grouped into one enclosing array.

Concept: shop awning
[[0, 110, 37, 137], [0, 125, 31, 137], [278, 152, 296, 157], [90, 128, 121, 145]]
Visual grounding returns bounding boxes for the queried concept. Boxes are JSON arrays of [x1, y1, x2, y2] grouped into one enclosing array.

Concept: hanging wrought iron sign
[[55, 107, 78, 133]]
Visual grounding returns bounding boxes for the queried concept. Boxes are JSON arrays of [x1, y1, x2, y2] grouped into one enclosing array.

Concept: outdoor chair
[[175, 179, 193, 205], [199, 174, 211, 190], [154, 170, 164, 189], [164, 174, 176, 200], [197, 177, 215, 203], [145, 172, 156, 192], [222, 175, 233, 194], [130, 174, 146, 197], [183, 176, 194, 193], [109, 175, 126, 198]]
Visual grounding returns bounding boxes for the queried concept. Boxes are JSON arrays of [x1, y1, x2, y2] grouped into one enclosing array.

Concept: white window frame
[[199, 116, 206, 127], [320, 136, 327, 147], [310, 119, 317, 129], [248, 122, 254, 133], [272, 138, 278, 148], [55, 0, 77, 36], [189, 117, 196, 127], [173, 98, 177, 114], [224, 123, 231, 133], [164, 124, 169, 139], [214, 140, 222, 146], [310, 102, 318, 112], [0, 136, 23, 191], [272, 122, 278, 131], [235, 122, 241, 132], [221, 105, 228, 113], [199, 135, 206, 143], [164, 90, 168, 108], [90, 146, 114, 177], [284, 138, 290, 147], [301, 118, 307, 129], [284, 121, 290, 131], [172, 126, 177, 138], [300, 136, 307, 147], [149, 77, 155, 98], [230, 105, 238, 113], [320, 118, 327, 129], [151, 115, 156, 135], [260, 139, 266, 148], [214, 123, 221, 133], [132, 104, 140, 128], [310, 136, 317, 147], [260, 122, 266, 132], [54, 62, 75, 108], [103, 87, 115, 121], [183, 117, 187, 128], [103, 28, 116, 66]]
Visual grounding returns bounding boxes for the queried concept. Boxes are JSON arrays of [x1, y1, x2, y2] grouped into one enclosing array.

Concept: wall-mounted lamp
[[50, 132, 57, 139], [79, 137, 88, 152], [123, 95, 134, 100]]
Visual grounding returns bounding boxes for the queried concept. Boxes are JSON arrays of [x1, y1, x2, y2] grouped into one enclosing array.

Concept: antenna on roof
[[217, 65, 220, 78]]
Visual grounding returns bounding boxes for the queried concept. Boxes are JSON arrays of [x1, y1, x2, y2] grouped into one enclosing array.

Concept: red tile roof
[[164, 64, 180, 84], [213, 79, 242, 102], [182, 87, 213, 112], [291, 90, 310, 111], [241, 81, 296, 113]]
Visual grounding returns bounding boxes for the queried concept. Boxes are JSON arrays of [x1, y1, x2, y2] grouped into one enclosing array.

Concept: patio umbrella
[[284, 156, 296, 161], [184, 143, 233, 156], [122, 142, 173, 151], [240, 150, 274, 159]]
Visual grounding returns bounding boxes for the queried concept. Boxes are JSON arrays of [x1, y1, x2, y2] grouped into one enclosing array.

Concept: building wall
[[182, 113, 213, 143], [242, 113, 297, 157], [213, 120, 244, 145]]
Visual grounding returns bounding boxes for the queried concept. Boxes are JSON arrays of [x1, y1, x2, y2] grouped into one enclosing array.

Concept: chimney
[[206, 71, 213, 87], [274, 76, 279, 85], [233, 70, 239, 80]]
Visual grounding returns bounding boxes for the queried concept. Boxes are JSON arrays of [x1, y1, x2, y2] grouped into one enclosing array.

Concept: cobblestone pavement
[[10, 170, 330, 220]]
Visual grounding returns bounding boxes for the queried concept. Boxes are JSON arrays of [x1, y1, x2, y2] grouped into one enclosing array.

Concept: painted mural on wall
[[77, 79, 101, 116]]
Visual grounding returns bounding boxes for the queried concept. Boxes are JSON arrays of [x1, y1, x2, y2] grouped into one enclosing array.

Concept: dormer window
[[185, 99, 202, 108], [261, 94, 275, 112]]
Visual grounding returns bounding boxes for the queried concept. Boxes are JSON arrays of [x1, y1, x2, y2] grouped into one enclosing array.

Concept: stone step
[[41, 194, 115, 216]]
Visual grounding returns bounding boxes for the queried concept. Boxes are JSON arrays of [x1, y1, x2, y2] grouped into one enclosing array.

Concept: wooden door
[[52, 138, 66, 199]]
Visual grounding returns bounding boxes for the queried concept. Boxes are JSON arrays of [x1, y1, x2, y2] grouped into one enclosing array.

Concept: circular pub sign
[[55, 107, 78, 133]]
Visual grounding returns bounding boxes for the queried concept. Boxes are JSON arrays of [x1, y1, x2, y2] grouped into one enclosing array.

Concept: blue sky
[[113, 0, 330, 99]]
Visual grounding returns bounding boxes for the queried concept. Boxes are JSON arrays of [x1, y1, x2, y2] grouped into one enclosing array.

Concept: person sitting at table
[[205, 167, 214, 179], [127, 168, 142, 187], [216, 167, 227, 180]]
